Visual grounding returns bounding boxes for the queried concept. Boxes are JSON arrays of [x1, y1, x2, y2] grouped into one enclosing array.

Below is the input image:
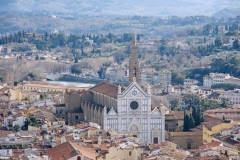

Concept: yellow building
[[21, 108, 38, 116], [202, 117, 235, 144], [9, 87, 22, 101], [22, 83, 66, 92]]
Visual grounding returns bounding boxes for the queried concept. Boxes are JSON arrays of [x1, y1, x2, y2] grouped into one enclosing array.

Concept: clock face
[[130, 101, 138, 110]]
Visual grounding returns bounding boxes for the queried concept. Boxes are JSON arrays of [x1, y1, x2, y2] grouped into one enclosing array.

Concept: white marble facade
[[103, 79, 165, 143]]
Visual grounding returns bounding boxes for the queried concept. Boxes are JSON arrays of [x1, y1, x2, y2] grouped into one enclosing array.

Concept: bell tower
[[129, 34, 140, 84]]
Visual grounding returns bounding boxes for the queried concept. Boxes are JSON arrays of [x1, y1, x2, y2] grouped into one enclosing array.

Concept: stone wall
[[165, 131, 203, 149]]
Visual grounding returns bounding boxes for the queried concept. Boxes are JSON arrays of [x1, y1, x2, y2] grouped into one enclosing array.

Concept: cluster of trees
[[0, 30, 27, 45], [171, 70, 185, 85], [197, 44, 215, 56], [153, 15, 214, 26], [22, 117, 37, 130], [157, 38, 180, 57], [71, 64, 82, 75], [182, 93, 229, 131], [183, 93, 228, 110], [211, 57, 240, 78], [183, 107, 202, 131], [186, 68, 210, 83], [0, 31, 139, 49], [186, 56, 240, 84], [225, 23, 239, 31], [187, 23, 239, 37]]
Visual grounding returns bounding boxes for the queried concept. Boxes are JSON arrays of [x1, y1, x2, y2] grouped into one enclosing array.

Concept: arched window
[[77, 156, 81, 160], [75, 115, 79, 120]]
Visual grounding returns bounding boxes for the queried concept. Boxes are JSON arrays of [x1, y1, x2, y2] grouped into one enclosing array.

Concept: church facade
[[105, 79, 165, 143], [65, 35, 165, 143]]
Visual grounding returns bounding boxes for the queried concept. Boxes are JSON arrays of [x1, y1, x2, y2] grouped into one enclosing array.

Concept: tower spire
[[129, 33, 140, 84]]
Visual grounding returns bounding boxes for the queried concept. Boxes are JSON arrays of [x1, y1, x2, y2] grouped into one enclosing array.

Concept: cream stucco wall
[[105, 147, 144, 160], [203, 123, 235, 144]]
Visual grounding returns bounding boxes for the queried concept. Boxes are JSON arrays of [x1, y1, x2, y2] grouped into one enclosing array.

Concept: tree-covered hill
[[0, 0, 239, 17]]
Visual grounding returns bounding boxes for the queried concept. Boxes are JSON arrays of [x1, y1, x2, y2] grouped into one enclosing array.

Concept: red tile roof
[[90, 81, 124, 99], [199, 141, 222, 149], [46, 142, 103, 160]]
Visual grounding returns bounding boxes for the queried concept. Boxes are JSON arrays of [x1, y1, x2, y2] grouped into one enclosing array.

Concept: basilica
[[64, 35, 165, 143]]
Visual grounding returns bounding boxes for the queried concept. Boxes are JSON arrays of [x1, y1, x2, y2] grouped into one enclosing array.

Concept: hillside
[[0, 0, 239, 17]]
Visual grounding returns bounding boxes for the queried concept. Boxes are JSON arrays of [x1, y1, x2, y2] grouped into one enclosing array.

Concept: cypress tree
[[192, 107, 197, 124], [196, 107, 201, 126], [184, 113, 190, 132], [189, 114, 195, 129]]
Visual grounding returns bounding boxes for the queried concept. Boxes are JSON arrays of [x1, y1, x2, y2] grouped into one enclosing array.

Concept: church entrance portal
[[153, 137, 158, 144], [130, 125, 140, 138]]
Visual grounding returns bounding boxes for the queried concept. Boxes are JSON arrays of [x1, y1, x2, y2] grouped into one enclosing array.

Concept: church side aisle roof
[[90, 81, 124, 99]]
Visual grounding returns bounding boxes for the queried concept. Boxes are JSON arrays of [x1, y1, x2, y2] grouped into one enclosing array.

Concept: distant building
[[203, 73, 240, 88], [65, 35, 166, 144], [0, 67, 14, 86], [3, 47, 11, 54], [184, 79, 199, 87], [158, 70, 171, 86]]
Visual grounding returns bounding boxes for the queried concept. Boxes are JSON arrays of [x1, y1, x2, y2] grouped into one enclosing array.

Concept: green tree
[[214, 37, 222, 47], [40, 94, 45, 100], [221, 98, 229, 108], [183, 113, 190, 131], [14, 80, 19, 86], [183, 94, 200, 109], [170, 99, 179, 111], [74, 57, 78, 63], [40, 57, 45, 60], [233, 39, 239, 50], [189, 114, 195, 129], [196, 107, 202, 126], [29, 117, 37, 126], [192, 107, 197, 124], [13, 124, 20, 132], [71, 65, 82, 75], [223, 115, 225, 121], [24, 96, 30, 101], [225, 24, 229, 31], [215, 25, 219, 34], [28, 72, 35, 79], [137, 33, 141, 41], [35, 55, 39, 60]]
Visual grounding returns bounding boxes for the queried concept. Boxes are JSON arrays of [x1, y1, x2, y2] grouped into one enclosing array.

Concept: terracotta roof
[[208, 114, 240, 121], [90, 81, 124, 99], [165, 114, 177, 120], [71, 142, 103, 160], [88, 127, 98, 131], [172, 110, 191, 120], [219, 135, 240, 145], [203, 115, 222, 123], [205, 107, 240, 114], [0, 131, 12, 138], [199, 141, 222, 149], [47, 141, 103, 160], [100, 145, 108, 151], [46, 141, 75, 160], [0, 87, 9, 93], [23, 83, 66, 89]]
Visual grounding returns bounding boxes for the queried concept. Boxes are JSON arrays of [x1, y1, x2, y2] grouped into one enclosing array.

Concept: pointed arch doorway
[[130, 124, 140, 138]]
